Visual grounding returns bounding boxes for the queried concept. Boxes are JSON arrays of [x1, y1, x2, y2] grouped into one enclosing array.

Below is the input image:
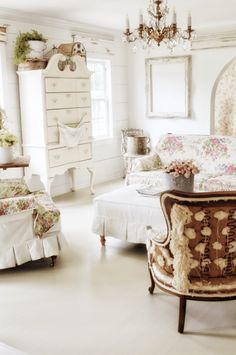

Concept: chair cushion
[[126, 170, 217, 192], [199, 175, 236, 191], [131, 153, 163, 172], [0, 178, 30, 199]]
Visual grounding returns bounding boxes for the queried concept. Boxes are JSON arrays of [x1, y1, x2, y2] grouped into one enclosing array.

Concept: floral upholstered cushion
[[0, 191, 60, 238], [126, 170, 167, 189], [155, 134, 236, 175], [0, 179, 30, 199], [199, 175, 236, 191], [126, 170, 215, 191], [131, 153, 163, 172]]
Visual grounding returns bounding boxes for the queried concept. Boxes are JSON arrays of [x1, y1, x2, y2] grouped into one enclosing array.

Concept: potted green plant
[[14, 30, 47, 64]]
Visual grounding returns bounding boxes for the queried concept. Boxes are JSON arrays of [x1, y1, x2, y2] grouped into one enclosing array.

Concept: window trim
[[87, 58, 113, 141]]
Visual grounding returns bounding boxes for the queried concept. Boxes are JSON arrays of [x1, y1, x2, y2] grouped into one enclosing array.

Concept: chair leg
[[100, 235, 106, 246], [178, 296, 187, 333], [148, 267, 156, 294], [50, 256, 57, 267]]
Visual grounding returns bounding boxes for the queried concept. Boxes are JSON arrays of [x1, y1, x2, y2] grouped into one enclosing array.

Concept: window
[[0, 41, 7, 109], [87, 59, 112, 139]]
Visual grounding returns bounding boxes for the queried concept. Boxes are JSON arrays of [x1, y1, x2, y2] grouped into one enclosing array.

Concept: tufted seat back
[[147, 190, 236, 296]]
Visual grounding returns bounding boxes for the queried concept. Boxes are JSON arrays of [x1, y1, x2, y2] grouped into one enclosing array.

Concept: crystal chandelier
[[123, 0, 196, 51]]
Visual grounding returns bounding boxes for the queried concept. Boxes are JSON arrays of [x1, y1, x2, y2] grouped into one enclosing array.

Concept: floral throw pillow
[[0, 178, 30, 199], [132, 154, 163, 172]]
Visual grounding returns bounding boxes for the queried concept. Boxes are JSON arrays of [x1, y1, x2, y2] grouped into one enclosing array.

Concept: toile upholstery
[[126, 134, 236, 192], [147, 189, 236, 333]]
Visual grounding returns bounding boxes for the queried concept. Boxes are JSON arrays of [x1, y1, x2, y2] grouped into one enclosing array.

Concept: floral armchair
[[126, 133, 236, 192], [147, 189, 236, 333], [0, 178, 64, 269]]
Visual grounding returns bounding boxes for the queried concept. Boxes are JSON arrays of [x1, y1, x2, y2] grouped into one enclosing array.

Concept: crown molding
[[192, 25, 236, 50], [0, 7, 120, 42]]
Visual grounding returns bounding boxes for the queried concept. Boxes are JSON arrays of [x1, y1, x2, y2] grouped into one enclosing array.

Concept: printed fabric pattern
[[0, 178, 30, 199], [0, 191, 60, 238]]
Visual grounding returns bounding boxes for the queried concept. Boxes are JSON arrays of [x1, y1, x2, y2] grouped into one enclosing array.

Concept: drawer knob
[[83, 149, 88, 154], [52, 82, 57, 87], [54, 154, 60, 160], [82, 82, 86, 87], [53, 98, 58, 103], [66, 93, 71, 98], [82, 97, 87, 102], [66, 109, 71, 114], [53, 116, 58, 121]]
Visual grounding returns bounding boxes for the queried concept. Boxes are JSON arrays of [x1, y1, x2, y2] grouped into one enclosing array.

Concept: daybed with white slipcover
[[0, 179, 64, 269]]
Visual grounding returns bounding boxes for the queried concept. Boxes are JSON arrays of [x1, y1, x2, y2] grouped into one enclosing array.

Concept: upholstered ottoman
[[92, 185, 165, 245]]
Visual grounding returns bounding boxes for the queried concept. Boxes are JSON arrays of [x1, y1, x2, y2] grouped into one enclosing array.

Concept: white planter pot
[[28, 40, 46, 60], [0, 146, 13, 164]]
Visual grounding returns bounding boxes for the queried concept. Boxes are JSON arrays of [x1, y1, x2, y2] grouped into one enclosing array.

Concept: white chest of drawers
[[18, 54, 94, 194]]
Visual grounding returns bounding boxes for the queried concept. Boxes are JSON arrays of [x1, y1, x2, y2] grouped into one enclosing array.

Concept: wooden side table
[[0, 161, 29, 170]]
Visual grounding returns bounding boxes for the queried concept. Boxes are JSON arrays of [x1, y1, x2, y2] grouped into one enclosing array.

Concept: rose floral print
[[201, 137, 229, 160], [159, 135, 183, 155], [0, 192, 60, 238]]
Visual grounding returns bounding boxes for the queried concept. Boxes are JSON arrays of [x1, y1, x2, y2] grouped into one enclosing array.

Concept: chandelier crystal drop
[[123, 0, 196, 51]]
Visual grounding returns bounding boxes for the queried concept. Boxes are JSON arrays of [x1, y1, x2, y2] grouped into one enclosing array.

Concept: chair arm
[[131, 153, 163, 172], [146, 226, 168, 246]]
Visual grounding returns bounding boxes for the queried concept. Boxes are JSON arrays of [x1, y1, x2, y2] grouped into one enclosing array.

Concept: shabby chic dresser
[[18, 53, 94, 194]]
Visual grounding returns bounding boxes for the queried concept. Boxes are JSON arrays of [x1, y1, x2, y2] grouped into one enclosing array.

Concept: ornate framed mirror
[[146, 56, 191, 118]]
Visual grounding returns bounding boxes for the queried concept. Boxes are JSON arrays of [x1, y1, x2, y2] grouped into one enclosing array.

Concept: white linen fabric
[[0, 342, 28, 355], [92, 185, 166, 244], [58, 122, 85, 147], [0, 210, 65, 269]]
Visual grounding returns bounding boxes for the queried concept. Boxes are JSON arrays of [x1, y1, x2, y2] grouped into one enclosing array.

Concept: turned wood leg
[[69, 167, 77, 192], [50, 255, 57, 267], [178, 296, 187, 333], [87, 167, 95, 195], [148, 267, 156, 294], [100, 235, 106, 246]]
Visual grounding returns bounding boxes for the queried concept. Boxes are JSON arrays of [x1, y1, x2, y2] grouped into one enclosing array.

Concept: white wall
[[0, 14, 128, 195], [127, 43, 236, 149]]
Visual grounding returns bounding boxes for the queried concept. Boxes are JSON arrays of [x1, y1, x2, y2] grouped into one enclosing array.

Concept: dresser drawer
[[46, 92, 90, 109], [48, 123, 92, 144], [46, 108, 91, 126], [48, 143, 92, 167], [78, 143, 92, 161], [45, 78, 90, 92]]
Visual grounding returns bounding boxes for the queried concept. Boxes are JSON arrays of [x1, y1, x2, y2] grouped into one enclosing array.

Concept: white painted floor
[[0, 179, 236, 355]]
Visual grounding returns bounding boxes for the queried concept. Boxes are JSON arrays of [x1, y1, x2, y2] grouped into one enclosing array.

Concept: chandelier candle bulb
[[172, 10, 177, 24], [139, 10, 143, 25], [126, 15, 130, 29], [188, 14, 192, 27]]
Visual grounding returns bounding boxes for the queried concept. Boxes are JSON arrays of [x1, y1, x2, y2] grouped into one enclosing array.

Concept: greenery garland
[[14, 30, 47, 64]]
